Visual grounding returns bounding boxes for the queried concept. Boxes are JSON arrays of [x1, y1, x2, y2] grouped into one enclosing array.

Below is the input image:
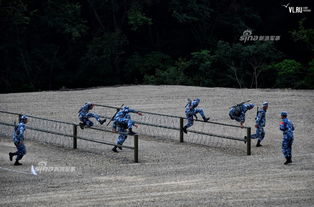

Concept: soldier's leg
[[118, 134, 127, 145], [182, 115, 193, 134], [14, 143, 26, 165], [194, 109, 209, 121], [85, 119, 94, 128], [127, 119, 134, 129], [256, 128, 265, 147], [86, 113, 106, 125], [113, 127, 127, 152], [118, 118, 136, 135], [259, 127, 265, 141], [184, 113, 194, 128], [251, 127, 260, 139], [287, 138, 293, 163], [282, 137, 290, 164]]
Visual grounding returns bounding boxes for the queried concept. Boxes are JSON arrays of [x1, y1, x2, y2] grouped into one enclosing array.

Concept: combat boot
[[288, 156, 292, 164], [9, 152, 14, 161], [112, 146, 118, 153], [182, 126, 188, 134], [256, 140, 262, 147], [118, 146, 123, 150], [99, 119, 106, 125], [79, 122, 85, 130], [284, 157, 290, 165], [203, 117, 210, 122], [128, 128, 136, 135], [14, 160, 22, 166]]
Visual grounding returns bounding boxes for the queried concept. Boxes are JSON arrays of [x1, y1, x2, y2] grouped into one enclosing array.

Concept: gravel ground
[[0, 85, 314, 206]]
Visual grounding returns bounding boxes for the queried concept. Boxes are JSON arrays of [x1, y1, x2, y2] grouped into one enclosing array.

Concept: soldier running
[[251, 102, 268, 147], [78, 102, 106, 129], [9, 115, 28, 166], [182, 98, 210, 134], [280, 111, 295, 165]]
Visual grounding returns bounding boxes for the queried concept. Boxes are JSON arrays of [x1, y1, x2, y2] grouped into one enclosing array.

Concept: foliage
[[0, 0, 313, 93]]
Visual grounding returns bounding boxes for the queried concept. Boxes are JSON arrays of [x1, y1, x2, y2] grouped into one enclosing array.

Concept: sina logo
[[239, 30, 280, 43], [239, 30, 257, 43], [281, 3, 311, 13]]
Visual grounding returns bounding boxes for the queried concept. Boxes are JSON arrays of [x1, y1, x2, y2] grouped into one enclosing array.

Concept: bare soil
[[0, 85, 313, 206]]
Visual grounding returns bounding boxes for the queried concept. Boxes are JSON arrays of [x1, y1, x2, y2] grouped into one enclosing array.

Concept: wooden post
[[180, 117, 184, 143], [73, 124, 77, 149], [134, 135, 138, 163], [247, 127, 251, 155]]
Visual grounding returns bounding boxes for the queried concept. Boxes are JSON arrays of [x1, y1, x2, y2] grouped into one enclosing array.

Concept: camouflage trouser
[[14, 142, 26, 161], [116, 126, 127, 146], [79, 113, 101, 127], [282, 137, 293, 158], [114, 117, 134, 130], [251, 127, 265, 141], [184, 109, 206, 128]]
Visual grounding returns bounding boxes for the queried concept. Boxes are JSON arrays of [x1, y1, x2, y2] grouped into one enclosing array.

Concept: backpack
[[232, 105, 242, 117]]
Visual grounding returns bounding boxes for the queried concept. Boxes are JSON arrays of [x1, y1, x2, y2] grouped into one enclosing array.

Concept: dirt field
[[0, 85, 314, 206]]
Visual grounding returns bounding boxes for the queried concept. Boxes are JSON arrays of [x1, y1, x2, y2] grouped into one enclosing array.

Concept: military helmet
[[281, 111, 288, 117], [263, 102, 268, 106]]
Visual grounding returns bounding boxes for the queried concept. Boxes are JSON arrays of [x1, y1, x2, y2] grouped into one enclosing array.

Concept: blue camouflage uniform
[[184, 98, 208, 129], [251, 103, 268, 141], [280, 114, 295, 159], [113, 106, 138, 131], [78, 103, 102, 127], [115, 114, 132, 146], [12, 121, 27, 162], [229, 103, 254, 123]]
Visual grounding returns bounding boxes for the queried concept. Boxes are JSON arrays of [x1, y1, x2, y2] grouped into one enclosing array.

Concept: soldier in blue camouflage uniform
[[182, 98, 210, 134], [112, 114, 135, 153], [78, 102, 106, 129], [251, 102, 268, 147], [229, 103, 254, 128], [9, 115, 28, 166], [280, 111, 295, 165], [112, 106, 142, 135]]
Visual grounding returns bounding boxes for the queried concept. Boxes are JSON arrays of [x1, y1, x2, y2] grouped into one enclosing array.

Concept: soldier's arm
[[255, 111, 262, 126], [291, 121, 295, 131], [279, 121, 286, 131], [128, 109, 143, 116]]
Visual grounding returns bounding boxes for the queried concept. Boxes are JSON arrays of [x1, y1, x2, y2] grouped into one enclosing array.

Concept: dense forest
[[1, 0, 313, 93]]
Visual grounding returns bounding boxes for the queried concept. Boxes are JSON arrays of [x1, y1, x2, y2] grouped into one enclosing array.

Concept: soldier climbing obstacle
[[229, 101, 254, 128], [9, 115, 28, 166], [280, 111, 295, 165], [182, 98, 210, 134], [112, 114, 137, 153], [78, 102, 106, 129], [251, 102, 268, 147], [112, 106, 143, 135]]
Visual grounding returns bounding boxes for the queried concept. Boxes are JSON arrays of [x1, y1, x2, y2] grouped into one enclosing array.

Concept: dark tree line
[[1, 0, 313, 93]]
